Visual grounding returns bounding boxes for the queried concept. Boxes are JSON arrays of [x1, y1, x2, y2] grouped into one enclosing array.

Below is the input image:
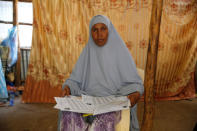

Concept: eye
[[92, 28, 98, 32], [101, 26, 107, 31]]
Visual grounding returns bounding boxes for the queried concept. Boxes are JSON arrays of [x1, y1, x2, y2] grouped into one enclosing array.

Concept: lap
[[60, 111, 122, 131]]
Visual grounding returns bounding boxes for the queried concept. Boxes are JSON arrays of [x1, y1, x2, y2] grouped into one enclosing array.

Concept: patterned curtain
[[156, 0, 197, 100], [22, 0, 197, 103]]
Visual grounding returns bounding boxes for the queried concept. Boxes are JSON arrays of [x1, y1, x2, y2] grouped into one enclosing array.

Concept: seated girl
[[59, 15, 144, 131]]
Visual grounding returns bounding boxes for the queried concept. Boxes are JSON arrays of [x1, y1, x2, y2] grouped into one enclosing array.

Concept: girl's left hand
[[127, 92, 140, 107]]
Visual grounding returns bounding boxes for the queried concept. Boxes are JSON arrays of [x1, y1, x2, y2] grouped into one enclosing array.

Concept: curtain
[[22, 0, 197, 103], [156, 0, 197, 100]]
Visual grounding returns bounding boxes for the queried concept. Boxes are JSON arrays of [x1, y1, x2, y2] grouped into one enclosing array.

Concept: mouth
[[97, 39, 104, 42]]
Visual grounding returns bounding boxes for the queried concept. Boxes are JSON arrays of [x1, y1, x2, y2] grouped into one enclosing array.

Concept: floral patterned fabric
[[60, 111, 121, 131]]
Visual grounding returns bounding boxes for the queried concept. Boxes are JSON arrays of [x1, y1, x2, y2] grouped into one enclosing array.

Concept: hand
[[61, 85, 71, 97], [127, 92, 140, 107]]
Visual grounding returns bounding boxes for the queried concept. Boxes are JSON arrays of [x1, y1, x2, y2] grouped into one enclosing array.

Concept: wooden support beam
[[13, 0, 21, 86], [0, 0, 32, 2], [0, 20, 33, 25], [13, 0, 18, 25], [0, 20, 13, 24], [18, 0, 32, 2], [141, 0, 163, 131], [18, 22, 32, 26], [0, 0, 12, 1]]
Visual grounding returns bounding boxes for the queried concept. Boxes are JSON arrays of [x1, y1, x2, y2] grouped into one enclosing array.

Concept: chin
[[96, 42, 106, 47]]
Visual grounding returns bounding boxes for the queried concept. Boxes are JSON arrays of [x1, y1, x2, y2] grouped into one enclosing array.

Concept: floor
[[0, 95, 196, 131]]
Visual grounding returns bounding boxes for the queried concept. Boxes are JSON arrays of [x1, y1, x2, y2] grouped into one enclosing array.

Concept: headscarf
[[63, 15, 143, 97]]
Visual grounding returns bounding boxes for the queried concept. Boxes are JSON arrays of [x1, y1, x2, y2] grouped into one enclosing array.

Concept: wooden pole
[[141, 0, 163, 131], [13, 0, 18, 25], [0, 20, 33, 26], [0, 0, 32, 2], [13, 0, 21, 86]]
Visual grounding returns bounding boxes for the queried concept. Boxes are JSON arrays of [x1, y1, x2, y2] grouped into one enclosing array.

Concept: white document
[[54, 95, 130, 115], [94, 100, 130, 115], [82, 95, 129, 105], [54, 96, 94, 114]]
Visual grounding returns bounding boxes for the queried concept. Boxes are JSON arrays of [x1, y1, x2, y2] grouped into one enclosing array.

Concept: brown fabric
[[22, 0, 197, 103]]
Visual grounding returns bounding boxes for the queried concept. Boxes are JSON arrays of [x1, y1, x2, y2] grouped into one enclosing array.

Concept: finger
[[61, 85, 70, 97], [61, 90, 66, 97], [65, 86, 71, 96], [65, 87, 70, 95], [65, 91, 69, 96], [61, 89, 68, 97]]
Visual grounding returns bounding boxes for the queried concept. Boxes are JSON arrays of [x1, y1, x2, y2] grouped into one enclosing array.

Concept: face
[[91, 23, 109, 47]]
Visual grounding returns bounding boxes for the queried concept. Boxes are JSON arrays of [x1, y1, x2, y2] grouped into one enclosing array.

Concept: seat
[[115, 68, 144, 131]]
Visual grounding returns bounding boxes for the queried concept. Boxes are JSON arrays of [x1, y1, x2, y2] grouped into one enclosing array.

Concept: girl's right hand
[[61, 85, 71, 97]]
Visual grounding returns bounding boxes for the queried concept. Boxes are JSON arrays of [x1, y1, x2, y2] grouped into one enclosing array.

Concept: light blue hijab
[[63, 15, 144, 130]]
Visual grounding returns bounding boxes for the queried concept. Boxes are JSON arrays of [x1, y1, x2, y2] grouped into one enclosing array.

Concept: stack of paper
[[54, 95, 130, 115]]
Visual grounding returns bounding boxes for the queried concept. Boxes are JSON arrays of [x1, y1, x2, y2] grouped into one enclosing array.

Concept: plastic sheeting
[[0, 58, 8, 99]]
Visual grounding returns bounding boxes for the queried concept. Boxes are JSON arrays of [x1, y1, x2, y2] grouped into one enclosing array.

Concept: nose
[[97, 30, 102, 38]]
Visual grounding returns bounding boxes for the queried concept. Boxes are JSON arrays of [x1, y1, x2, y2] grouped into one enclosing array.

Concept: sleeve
[[62, 79, 87, 96], [116, 82, 144, 96]]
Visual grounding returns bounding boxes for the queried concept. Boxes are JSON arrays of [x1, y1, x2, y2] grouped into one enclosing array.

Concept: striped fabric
[[0, 46, 9, 75]]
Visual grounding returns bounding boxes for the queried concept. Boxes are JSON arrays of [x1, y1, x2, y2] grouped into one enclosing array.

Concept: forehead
[[91, 23, 108, 29]]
